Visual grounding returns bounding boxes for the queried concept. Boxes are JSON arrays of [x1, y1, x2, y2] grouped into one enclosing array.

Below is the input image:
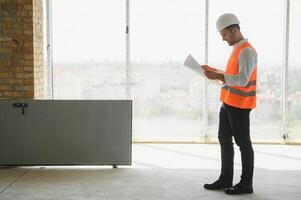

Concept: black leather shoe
[[225, 182, 253, 194], [204, 180, 232, 190]]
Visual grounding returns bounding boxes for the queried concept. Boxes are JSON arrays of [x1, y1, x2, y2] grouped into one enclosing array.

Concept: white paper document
[[184, 54, 206, 77], [184, 54, 223, 86]]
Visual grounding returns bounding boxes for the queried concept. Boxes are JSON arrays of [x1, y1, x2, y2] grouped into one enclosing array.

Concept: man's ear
[[230, 27, 239, 36], [231, 27, 238, 33]]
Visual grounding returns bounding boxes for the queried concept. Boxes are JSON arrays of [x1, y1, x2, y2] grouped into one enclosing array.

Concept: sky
[[50, 0, 301, 67]]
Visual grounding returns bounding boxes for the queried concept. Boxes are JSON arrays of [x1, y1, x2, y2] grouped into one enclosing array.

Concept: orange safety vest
[[220, 41, 257, 109]]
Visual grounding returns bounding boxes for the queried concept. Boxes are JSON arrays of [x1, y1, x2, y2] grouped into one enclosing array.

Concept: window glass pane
[[288, 0, 301, 141], [131, 0, 205, 141], [52, 0, 126, 99], [208, 0, 283, 142]]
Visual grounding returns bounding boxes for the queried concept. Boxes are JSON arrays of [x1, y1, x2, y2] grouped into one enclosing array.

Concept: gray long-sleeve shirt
[[224, 39, 257, 87]]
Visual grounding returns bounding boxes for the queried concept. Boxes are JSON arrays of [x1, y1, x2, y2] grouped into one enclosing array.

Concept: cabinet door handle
[[12, 103, 28, 115]]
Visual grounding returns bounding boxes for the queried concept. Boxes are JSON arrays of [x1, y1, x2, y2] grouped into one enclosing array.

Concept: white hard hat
[[216, 13, 240, 31]]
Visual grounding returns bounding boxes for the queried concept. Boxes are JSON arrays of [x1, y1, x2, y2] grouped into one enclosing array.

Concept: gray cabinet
[[0, 100, 132, 166]]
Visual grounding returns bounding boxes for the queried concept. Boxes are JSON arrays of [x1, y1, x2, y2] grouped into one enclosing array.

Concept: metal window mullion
[[126, 0, 131, 99], [282, 0, 290, 143], [46, 0, 53, 99], [202, 0, 209, 142]]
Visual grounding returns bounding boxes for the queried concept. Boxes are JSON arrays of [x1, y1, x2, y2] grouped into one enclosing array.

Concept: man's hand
[[201, 65, 217, 72], [201, 65, 225, 83], [204, 70, 219, 79]]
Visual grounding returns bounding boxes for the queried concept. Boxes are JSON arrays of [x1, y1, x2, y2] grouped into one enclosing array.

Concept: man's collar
[[233, 38, 248, 49]]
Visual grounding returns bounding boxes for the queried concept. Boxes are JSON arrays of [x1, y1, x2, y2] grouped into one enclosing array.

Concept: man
[[202, 13, 257, 195]]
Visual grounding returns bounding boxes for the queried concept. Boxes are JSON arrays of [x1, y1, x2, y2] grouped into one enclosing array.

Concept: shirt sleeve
[[224, 47, 257, 86]]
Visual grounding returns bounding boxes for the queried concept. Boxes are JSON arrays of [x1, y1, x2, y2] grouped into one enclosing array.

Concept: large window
[[131, 0, 205, 141], [288, 0, 301, 141], [207, 0, 284, 142], [47, 0, 300, 143], [52, 0, 126, 99]]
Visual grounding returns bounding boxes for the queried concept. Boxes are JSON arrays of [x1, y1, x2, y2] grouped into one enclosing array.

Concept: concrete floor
[[0, 144, 301, 200]]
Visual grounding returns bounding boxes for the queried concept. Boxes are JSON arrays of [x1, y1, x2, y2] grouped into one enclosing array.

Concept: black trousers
[[218, 103, 254, 186]]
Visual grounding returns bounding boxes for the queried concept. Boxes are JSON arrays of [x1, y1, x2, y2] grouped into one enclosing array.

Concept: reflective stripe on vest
[[222, 80, 256, 97], [222, 86, 256, 97]]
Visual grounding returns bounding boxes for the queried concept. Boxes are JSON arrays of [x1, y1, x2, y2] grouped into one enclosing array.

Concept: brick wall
[[0, 0, 44, 99]]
